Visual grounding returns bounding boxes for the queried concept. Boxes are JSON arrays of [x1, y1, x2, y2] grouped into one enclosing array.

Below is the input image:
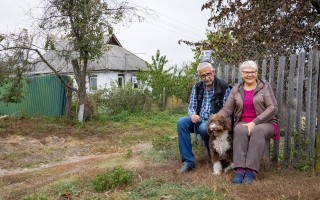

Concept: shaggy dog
[[207, 114, 233, 175]]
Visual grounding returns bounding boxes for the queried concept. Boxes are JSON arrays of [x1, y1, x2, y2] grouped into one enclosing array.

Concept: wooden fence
[[216, 49, 320, 169]]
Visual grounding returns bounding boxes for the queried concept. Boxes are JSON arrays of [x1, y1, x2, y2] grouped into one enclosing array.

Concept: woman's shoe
[[242, 170, 256, 184], [231, 173, 244, 184]]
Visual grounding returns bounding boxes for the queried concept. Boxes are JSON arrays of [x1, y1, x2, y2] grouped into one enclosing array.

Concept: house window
[[131, 76, 138, 88], [89, 75, 97, 91], [118, 74, 124, 87]]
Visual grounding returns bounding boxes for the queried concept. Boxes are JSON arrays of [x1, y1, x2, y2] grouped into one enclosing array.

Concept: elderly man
[[177, 62, 230, 174]]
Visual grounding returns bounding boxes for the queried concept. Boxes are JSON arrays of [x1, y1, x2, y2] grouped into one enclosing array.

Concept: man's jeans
[[177, 116, 210, 167]]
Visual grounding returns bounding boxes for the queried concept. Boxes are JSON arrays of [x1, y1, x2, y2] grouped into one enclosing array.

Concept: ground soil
[[0, 118, 320, 200]]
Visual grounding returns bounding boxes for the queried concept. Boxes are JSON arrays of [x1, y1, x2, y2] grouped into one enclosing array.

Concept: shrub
[[102, 82, 152, 115], [92, 167, 134, 192], [50, 181, 81, 198]]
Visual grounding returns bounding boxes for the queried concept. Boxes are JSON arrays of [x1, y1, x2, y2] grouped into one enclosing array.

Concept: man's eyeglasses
[[199, 72, 213, 79], [242, 71, 257, 75]]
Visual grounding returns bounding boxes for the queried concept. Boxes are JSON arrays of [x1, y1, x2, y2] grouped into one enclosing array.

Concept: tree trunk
[[64, 88, 72, 119], [72, 59, 88, 122]]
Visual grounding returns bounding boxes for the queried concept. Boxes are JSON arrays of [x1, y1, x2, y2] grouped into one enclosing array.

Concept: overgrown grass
[[92, 167, 135, 192], [50, 180, 82, 197], [3, 109, 320, 200], [21, 195, 48, 200], [0, 110, 229, 200], [127, 178, 226, 200], [151, 134, 179, 161]]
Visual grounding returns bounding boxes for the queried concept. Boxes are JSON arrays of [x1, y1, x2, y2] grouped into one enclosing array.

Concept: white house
[[30, 35, 148, 92]]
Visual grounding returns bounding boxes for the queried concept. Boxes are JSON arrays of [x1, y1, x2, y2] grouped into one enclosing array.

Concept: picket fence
[[216, 49, 320, 169]]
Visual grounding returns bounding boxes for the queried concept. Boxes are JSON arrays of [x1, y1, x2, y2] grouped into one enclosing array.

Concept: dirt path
[[0, 135, 152, 199]]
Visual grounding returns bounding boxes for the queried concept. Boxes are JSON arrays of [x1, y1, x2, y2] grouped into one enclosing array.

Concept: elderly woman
[[217, 60, 278, 184]]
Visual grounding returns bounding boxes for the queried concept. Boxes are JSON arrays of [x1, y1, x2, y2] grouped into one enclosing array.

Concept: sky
[[0, 0, 211, 67]]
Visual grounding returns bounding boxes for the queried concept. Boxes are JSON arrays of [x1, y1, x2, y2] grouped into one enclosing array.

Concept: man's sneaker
[[180, 163, 195, 174], [242, 170, 256, 184]]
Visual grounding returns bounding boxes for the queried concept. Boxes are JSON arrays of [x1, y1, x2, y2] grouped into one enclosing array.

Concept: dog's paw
[[224, 165, 232, 173], [213, 161, 222, 175], [213, 169, 222, 175]]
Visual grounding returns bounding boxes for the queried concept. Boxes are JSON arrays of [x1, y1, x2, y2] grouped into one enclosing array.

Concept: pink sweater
[[240, 90, 278, 140]]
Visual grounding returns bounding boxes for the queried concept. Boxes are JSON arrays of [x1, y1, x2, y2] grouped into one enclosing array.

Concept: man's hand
[[191, 114, 200, 123], [242, 122, 256, 136]]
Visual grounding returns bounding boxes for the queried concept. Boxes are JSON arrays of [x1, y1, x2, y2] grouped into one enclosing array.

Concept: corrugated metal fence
[[217, 49, 320, 169], [0, 75, 68, 117]]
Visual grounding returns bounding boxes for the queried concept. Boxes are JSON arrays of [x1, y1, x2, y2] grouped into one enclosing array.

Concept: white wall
[[90, 71, 138, 91], [68, 71, 139, 93]]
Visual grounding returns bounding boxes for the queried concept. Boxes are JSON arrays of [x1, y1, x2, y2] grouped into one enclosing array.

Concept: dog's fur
[[207, 114, 233, 175]]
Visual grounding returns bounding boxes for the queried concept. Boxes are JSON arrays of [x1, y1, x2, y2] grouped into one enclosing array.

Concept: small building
[[30, 34, 148, 92]]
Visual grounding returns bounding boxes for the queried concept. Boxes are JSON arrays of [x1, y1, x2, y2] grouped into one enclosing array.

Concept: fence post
[[269, 58, 275, 88], [309, 50, 320, 169], [217, 65, 222, 79], [295, 52, 306, 162], [224, 65, 229, 83], [273, 56, 285, 163], [162, 87, 166, 110], [317, 50, 320, 170], [283, 54, 297, 165], [231, 65, 236, 86], [261, 59, 267, 81]]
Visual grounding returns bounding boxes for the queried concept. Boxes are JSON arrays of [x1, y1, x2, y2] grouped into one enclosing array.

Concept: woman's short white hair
[[239, 60, 258, 72], [197, 62, 214, 73]]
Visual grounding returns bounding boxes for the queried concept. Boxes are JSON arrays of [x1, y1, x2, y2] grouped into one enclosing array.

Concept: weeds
[[21, 195, 48, 200], [150, 134, 179, 161], [102, 83, 152, 115], [126, 149, 133, 158], [2, 110, 319, 200], [50, 181, 81, 197], [291, 130, 312, 171], [92, 167, 134, 192], [127, 178, 225, 200]]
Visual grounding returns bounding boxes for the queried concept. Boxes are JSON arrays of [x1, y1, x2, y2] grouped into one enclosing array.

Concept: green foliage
[[168, 64, 197, 103], [291, 130, 312, 171], [181, 29, 238, 65], [0, 0, 147, 122], [200, 1, 319, 61], [136, 50, 171, 104], [136, 50, 197, 105], [44, 1, 109, 61], [0, 34, 28, 104], [92, 167, 134, 192], [87, 88, 108, 116], [152, 134, 179, 161], [111, 111, 131, 122], [126, 149, 133, 158], [0, 69, 25, 103], [152, 135, 173, 151], [51, 181, 81, 197], [127, 178, 225, 200], [102, 83, 152, 115]]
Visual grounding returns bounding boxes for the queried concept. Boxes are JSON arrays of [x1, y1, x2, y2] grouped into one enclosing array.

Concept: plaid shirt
[[188, 83, 230, 120]]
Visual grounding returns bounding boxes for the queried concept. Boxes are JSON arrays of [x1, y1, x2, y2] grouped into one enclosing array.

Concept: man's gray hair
[[239, 60, 258, 72], [197, 62, 214, 73]]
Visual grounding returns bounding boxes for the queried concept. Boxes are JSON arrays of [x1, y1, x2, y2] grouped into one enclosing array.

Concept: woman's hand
[[191, 114, 200, 123], [243, 122, 256, 135]]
